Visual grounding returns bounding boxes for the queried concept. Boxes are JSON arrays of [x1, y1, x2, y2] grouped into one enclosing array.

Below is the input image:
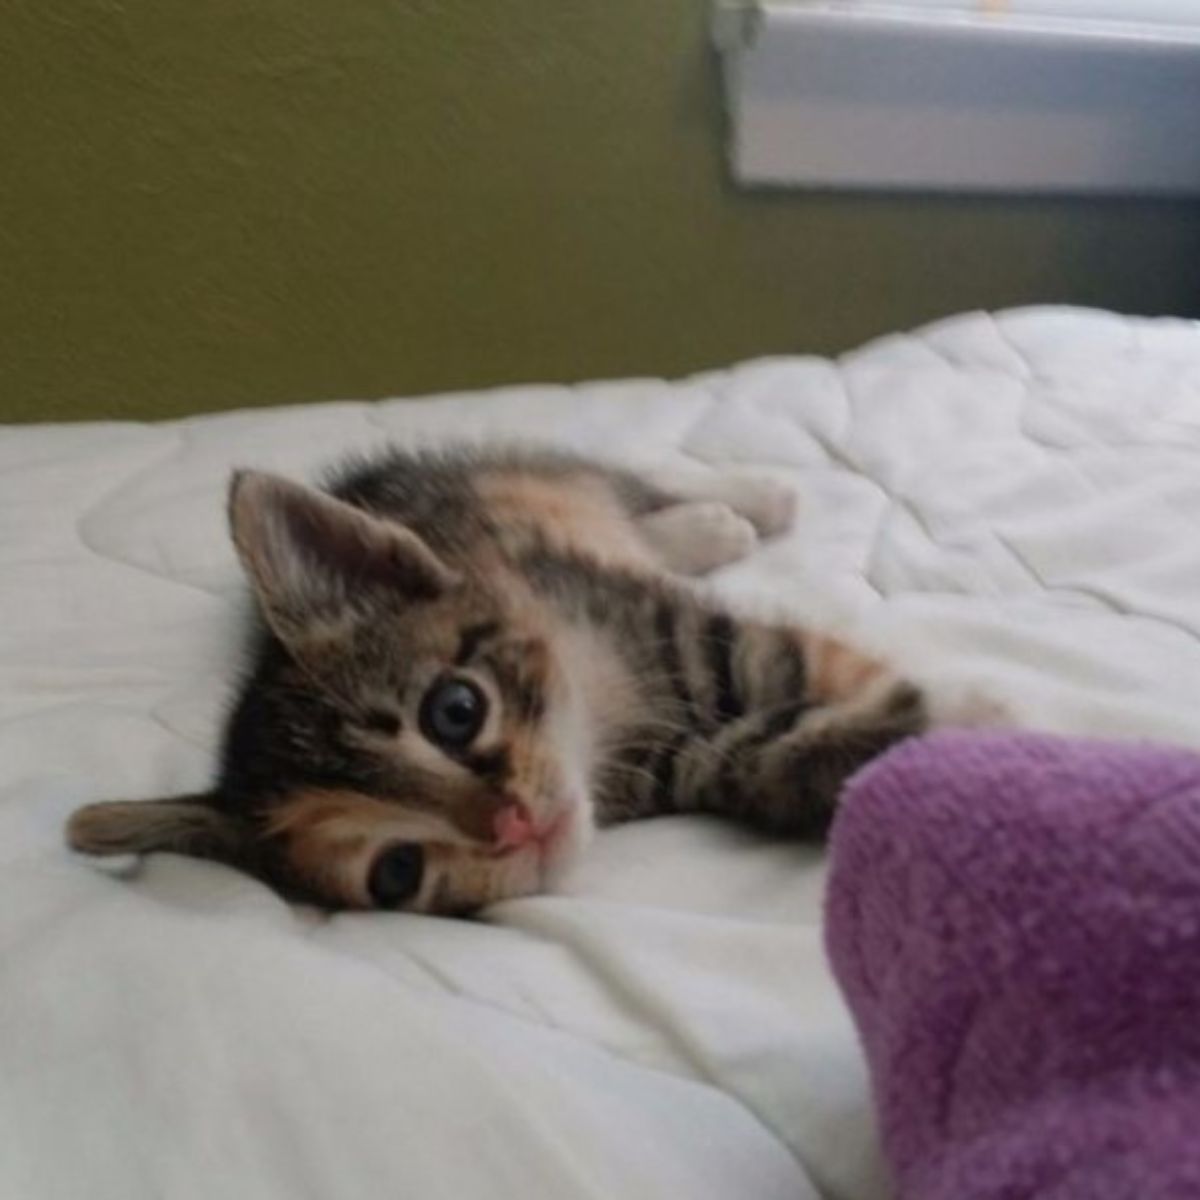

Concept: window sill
[[713, 2, 1200, 195]]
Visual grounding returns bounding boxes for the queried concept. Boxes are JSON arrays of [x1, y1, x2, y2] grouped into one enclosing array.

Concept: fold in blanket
[[825, 732, 1200, 1200]]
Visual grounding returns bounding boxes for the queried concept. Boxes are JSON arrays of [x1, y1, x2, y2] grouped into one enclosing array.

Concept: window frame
[[714, 1, 1200, 195]]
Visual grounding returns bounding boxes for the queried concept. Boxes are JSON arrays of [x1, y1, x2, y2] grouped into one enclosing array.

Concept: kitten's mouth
[[533, 811, 571, 858]]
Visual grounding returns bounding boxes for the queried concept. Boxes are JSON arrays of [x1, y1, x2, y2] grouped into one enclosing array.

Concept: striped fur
[[67, 446, 932, 915]]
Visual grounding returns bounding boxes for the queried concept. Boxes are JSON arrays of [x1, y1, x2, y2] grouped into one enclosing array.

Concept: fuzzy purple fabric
[[825, 731, 1200, 1200]]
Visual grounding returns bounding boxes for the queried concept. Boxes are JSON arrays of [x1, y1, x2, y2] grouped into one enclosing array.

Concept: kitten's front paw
[[926, 682, 1013, 729], [672, 502, 758, 573], [718, 476, 799, 539]]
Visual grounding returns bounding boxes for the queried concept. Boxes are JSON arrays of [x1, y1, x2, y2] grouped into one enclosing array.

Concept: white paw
[[926, 682, 1014, 729], [717, 477, 799, 539], [661, 502, 758, 574]]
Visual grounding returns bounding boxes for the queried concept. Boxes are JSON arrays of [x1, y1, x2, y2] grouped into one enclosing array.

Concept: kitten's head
[[67, 470, 594, 916]]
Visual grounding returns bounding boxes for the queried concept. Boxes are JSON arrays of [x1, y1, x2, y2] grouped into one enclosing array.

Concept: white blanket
[[4, 307, 1200, 1200]]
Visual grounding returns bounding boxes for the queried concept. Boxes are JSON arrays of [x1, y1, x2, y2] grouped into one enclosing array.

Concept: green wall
[[3, 1, 1198, 423]]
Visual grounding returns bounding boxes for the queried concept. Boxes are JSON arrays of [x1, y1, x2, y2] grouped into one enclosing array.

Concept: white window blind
[[840, 1, 1200, 26], [716, 0, 1200, 194]]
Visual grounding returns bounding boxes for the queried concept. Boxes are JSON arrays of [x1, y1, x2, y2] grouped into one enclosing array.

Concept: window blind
[[717, 0, 1200, 193], [794, 1, 1200, 27]]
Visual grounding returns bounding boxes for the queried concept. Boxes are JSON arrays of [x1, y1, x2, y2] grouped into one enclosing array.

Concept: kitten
[[68, 447, 935, 916]]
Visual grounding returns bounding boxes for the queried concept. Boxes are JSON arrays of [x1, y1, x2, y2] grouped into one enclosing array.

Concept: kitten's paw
[[717, 476, 798, 539], [678, 502, 758, 573], [925, 682, 1013, 730], [640, 501, 758, 575]]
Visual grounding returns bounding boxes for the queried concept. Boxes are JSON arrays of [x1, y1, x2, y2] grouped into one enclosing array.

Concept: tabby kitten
[[68, 447, 936, 916]]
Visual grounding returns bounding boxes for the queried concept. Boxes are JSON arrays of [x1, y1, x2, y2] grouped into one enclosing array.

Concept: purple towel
[[825, 731, 1200, 1200]]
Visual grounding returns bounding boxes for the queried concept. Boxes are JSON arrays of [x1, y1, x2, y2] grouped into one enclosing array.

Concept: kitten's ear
[[228, 470, 460, 645], [66, 794, 248, 866]]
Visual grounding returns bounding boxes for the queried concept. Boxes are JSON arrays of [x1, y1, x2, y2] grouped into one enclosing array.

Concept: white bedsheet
[[4, 307, 1200, 1200]]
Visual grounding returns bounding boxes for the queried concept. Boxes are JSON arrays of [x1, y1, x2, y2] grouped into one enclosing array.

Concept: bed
[[4, 306, 1199, 1200]]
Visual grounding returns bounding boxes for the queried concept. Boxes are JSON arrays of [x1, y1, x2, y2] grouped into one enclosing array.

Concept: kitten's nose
[[493, 800, 536, 851]]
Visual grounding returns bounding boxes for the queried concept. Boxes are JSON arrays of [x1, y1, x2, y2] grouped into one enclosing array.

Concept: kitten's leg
[[631, 469, 798, 576], [605, 619, 933, 832], [635, 502, 758, 575], [645, 467, 798, 539], [676, 676, 930, 836]]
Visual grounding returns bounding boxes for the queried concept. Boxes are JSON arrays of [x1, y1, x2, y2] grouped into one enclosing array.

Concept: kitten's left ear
[[228, 470, 460, 647], [66, 794, 250, 867]]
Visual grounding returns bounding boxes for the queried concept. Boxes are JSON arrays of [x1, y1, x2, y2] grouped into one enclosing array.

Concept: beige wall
[[3, 0, 1198, 423]]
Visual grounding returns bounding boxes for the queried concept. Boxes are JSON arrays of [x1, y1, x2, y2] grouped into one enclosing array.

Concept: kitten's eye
[[367, 843, 426, 908], [419, 677, 487, 749]]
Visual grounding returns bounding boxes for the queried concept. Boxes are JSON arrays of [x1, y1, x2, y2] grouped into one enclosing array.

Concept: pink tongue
[[493, 803, 535, 850]]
